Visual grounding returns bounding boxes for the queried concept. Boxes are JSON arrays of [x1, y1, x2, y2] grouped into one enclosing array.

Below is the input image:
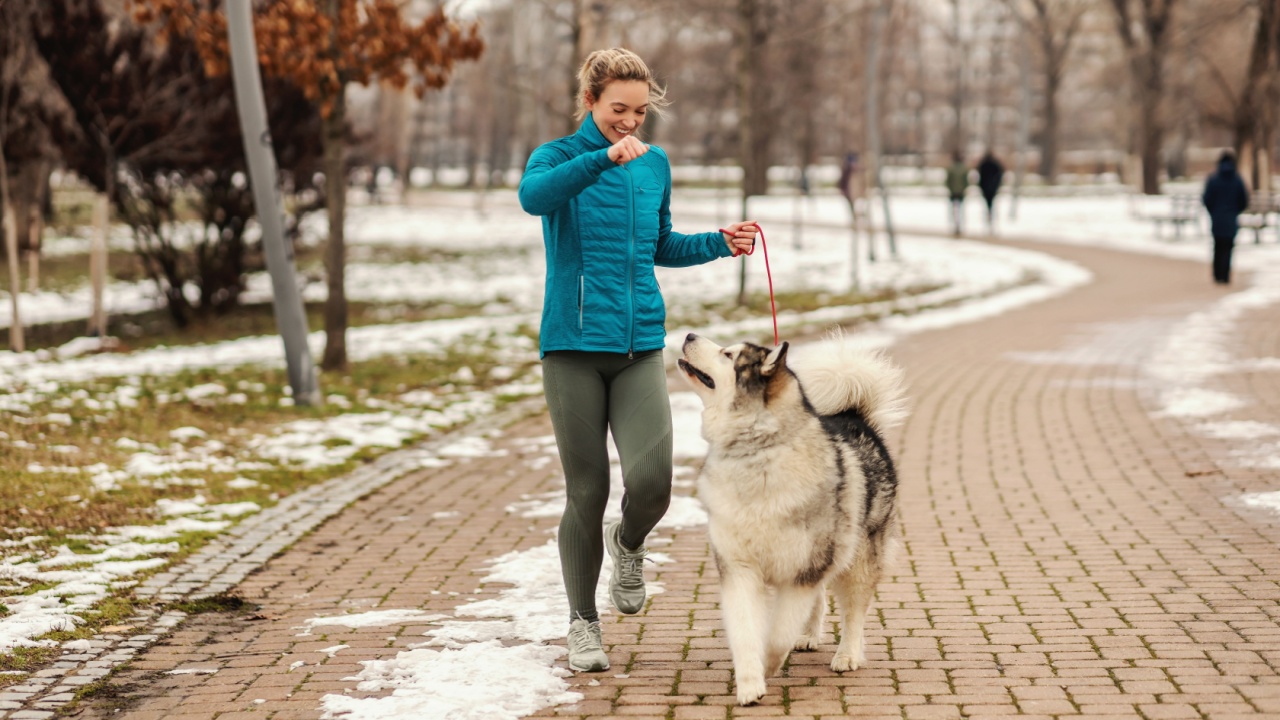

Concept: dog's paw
[[830, 653, 860, 672], [735, 675, 767, 706], [793, 634, 819, 652]]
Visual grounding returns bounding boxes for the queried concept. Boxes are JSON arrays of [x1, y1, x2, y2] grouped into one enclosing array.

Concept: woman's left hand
[[721, 221, 759, 257]]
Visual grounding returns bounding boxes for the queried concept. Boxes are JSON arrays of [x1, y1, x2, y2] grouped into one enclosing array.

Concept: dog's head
[[678, 333, 794, 412]]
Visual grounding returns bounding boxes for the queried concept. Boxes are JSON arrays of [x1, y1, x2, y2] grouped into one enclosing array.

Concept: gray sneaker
[[604, 520, 648, 614], [567, 618, 609, 672]]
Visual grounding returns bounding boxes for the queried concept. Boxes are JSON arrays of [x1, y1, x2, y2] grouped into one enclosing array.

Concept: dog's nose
[[686, 332, 697, 343]]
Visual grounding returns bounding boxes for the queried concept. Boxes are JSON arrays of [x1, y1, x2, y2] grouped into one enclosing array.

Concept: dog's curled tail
[[788, 333, 909, 433]]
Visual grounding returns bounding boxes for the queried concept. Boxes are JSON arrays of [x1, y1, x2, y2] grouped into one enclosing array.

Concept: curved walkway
[[60, 237, 1280, 720]]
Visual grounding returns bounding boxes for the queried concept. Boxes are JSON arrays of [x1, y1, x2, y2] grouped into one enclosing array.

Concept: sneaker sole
[[569, 660, 610, 672]]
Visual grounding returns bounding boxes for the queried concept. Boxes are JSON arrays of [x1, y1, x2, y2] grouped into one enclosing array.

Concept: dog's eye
[[723, 351, 732, 359]]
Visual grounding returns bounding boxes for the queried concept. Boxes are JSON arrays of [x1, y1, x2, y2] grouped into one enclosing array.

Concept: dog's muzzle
[[678, 359, 715, 389]]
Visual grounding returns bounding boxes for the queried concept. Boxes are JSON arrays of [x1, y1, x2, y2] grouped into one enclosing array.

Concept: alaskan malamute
[[678, 332, 907, 705]]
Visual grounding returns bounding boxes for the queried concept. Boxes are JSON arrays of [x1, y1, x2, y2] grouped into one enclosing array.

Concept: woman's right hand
[[608, 135, 650, 165]]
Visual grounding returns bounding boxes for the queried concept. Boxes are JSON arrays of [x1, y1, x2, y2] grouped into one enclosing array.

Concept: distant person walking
[[977, 151, 1004, 233], [838, 150, 868, 244], [945, 151, 969, 236], [1201, 151, 1250, 285], [518, 47, 757, 674]]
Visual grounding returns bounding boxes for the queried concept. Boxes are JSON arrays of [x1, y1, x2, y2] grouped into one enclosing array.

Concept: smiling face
[[585, 79, 649, 144]]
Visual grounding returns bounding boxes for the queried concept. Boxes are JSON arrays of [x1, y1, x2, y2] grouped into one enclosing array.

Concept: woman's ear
[[583, 91, 596, 111]]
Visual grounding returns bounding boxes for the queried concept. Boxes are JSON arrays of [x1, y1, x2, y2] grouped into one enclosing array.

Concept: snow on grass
[[0, 501, 254, 652]]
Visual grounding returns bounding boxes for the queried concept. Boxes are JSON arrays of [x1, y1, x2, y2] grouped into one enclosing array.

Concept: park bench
[[1238, 192, 1278, 244], [1145, 194, 1202, 240]]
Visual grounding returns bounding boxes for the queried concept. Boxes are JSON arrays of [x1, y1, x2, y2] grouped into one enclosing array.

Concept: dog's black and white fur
[[678, 332, 906, 705]]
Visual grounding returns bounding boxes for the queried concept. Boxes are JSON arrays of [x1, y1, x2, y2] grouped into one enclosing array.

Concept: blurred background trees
[[2, 0, 1278, 344], [363, 0, 1273, 196]]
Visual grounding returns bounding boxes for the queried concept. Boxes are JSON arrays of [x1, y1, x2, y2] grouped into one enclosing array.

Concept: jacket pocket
[[634, 183, 662, 244]]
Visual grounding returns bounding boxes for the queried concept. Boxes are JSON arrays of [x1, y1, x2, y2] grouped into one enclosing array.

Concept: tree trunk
[[1137, 58, 1163, 195], [321, 85, 349, 371], [736, 0, 768, 307], [1010, 30, 1031, 219], [0, 62, 21, 351], [1038, 34, 1060, 183], [950, 0, 965, 153], [1233, 0, 1277, 192], [3, 205, 21, 352], [88, 193, 108, 338], [13, 160, 49, 288], [737, 0, 769, 199], [27, 210, 40, 292]]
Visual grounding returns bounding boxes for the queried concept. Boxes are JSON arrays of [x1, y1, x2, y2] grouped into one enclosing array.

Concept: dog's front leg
[[719, 567, 770, 705]]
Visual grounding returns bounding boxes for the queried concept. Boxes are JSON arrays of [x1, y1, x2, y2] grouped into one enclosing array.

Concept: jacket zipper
[[626, 166, 635, 358], [578, 274, 584, 331]]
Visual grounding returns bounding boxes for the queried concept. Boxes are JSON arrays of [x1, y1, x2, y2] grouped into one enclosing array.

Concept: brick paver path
[[68, 239, 1280, 720]]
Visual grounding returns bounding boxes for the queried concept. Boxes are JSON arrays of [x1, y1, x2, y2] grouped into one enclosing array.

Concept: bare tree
[[1001, 0, 1089, 183], [1109, 0, 1182, 194], [0, 0, 42, 350], [949, 0, 967, 152], [1229, 0, 1278, 192]]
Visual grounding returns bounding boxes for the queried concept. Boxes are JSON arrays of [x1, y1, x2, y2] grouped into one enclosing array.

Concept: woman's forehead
[[599, 79, 649, 105]]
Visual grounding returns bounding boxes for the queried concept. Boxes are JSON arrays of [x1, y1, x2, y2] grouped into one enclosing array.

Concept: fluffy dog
[[677, 332, 906, 705]]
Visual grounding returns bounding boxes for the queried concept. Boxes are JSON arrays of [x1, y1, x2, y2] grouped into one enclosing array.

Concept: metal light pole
[[226, 0, 321, 406]]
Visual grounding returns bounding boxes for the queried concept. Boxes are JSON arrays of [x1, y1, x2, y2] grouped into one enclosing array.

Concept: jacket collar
[[577, 115, 611, 150]]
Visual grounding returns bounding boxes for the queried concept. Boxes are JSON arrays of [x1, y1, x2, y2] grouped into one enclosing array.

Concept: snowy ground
[[3, 186, 1280, 718]]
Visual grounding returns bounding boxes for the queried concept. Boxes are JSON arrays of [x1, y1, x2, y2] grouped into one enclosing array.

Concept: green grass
[[1, 337, 540, 533], [0, 293, 497, 354], [0, 647, 61, 689]]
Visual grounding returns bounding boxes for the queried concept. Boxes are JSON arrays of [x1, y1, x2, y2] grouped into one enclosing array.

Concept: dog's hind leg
[[766, 586, 823, 675], [719, 567, 771, 705], [829, 556, 881, 672], [792, 585, 826, 652]]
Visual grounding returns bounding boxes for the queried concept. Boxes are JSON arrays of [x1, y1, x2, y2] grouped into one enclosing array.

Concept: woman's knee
[[624, 468, 672, 518]]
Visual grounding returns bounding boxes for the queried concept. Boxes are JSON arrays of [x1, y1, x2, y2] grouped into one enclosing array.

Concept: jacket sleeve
[[518, 142, 614, 216], [1237, 178, 1250, 214], [653, 155, 733, 267]]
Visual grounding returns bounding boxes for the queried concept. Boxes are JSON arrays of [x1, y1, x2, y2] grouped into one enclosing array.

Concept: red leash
[[720, 223, 778, 346]]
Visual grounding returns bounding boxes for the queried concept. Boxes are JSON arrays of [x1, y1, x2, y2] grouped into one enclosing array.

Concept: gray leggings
[[541, 350, 673, 622]]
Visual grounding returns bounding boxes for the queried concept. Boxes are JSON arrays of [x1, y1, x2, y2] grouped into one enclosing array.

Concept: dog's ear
[[761, 341, 789, 377]]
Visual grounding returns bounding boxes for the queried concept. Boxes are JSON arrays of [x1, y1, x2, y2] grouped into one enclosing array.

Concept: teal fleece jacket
[[519, 118, 732, 358]]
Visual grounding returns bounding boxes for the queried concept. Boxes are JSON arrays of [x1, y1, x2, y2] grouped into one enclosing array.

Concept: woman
[[518, 47, 757, 672]]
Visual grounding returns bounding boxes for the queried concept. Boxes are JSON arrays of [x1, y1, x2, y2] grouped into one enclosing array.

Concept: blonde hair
[[574, 47, 669, 122]]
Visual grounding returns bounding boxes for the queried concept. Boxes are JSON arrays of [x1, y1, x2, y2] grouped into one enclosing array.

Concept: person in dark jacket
[[518, 47, 757, 673], [944, 151, 969, 236], [1201, 151, 1250, 284], [976, 150, 1004, 233]]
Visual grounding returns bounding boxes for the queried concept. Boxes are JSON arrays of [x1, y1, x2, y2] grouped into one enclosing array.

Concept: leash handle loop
[[720, 223, 779, 346]]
